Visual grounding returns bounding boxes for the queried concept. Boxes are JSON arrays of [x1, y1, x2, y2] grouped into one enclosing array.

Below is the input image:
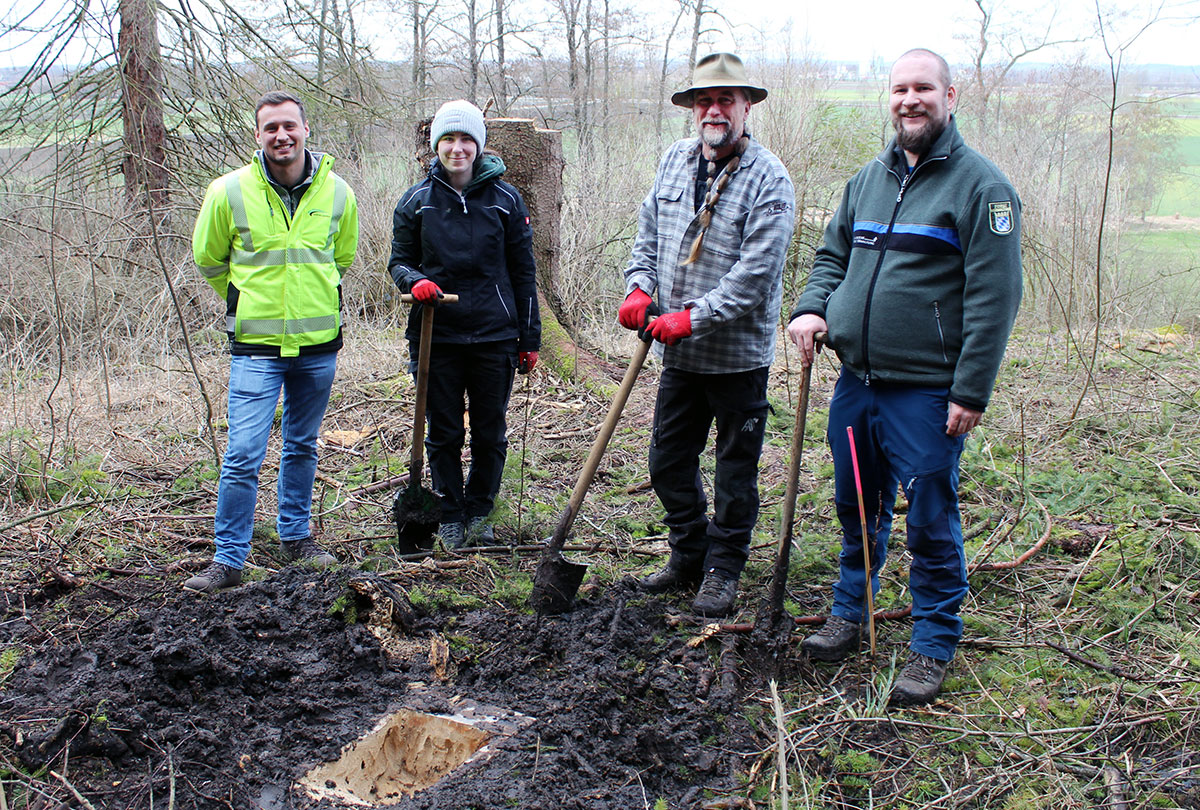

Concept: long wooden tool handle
[[765, 333, 824, 617], [410, 305, 435, 480], [546, 336, 653, 553], [405, 293, 457, 482], [400, 293, 460, 303], [846, 424, 877, 657]]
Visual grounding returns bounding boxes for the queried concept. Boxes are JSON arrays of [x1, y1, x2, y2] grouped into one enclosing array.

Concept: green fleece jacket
[[791, 117, 1022, 411]]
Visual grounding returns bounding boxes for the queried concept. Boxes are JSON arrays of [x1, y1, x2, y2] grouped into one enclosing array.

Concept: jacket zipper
[[860, 153, 948, 384], [933, 300, 947, 361], [434, 175, 469, 213]]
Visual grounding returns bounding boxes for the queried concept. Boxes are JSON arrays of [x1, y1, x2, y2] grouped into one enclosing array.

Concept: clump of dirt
[[1, 565, 762, 809]]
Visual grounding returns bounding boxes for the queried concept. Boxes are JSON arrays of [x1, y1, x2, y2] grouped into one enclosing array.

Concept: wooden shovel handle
[[405, 294, 458, 480], [763, 333, 826, 619], [546, 335, 653, 553], [400, 293, 460, 304]]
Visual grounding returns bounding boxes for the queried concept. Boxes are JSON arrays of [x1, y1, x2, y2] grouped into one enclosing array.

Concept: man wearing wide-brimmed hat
[[619, 52, 795, 617]]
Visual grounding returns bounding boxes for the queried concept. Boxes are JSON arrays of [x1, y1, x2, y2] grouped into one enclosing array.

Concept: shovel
[[530, 331, 654, 614], [755, 333, 825, 635], [393, 293, 458, 553]]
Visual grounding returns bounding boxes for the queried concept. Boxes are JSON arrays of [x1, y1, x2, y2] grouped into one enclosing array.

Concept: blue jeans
[[827, 370, 967, 661], [213, 352, 337, 568]]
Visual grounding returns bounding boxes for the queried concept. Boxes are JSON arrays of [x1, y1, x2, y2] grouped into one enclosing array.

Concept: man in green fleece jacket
[[787, 48, 1022, 706]]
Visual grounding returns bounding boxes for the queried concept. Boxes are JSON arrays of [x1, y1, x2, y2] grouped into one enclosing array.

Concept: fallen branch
[[50, 771, 98, 810], [348, 474, 412, 496], [1045, 642, 1145, 682]]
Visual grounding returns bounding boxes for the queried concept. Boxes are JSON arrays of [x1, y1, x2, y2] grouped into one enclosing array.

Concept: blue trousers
[[827, 370, 967, 661], [214, 352, 337, 569], [648, 366, 770, 578]]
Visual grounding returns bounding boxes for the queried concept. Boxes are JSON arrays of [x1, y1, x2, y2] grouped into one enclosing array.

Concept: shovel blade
[[393, 485, 442, 554], [530, 553, 589, 615]]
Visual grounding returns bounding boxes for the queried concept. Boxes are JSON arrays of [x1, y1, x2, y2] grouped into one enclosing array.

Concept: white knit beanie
[[429, 100, 486, 152]]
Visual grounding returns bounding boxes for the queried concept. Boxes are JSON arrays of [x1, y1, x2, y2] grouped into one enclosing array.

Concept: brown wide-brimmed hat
[[671, 52, 768, 108]]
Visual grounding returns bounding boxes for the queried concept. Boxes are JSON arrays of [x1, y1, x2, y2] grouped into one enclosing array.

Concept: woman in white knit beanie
[[386, 100, 542, 550]]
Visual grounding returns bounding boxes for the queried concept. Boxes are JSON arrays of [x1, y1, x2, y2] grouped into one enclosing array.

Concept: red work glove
[[518, 351, 538, 374], [411, 278, 443, 304], [646, 309, 692, 346], [617, 288, 653, 330]]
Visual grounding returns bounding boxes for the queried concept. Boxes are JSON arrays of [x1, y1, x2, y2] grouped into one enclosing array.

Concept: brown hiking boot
[[183, 562, 242, 594], [890, 652, 950, 706], [691, 570, 738, 617], [638, 561, 702, 593], [800, 615, 865, 662], [281, 537, 336, 568]]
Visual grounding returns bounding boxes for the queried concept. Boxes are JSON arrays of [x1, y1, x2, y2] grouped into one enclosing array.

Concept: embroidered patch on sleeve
[[988, 201, 1014, 235], [765, 201, 791, 216]]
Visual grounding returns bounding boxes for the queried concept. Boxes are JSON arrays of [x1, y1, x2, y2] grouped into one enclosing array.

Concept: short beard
[[893, 115, 946, 157], [700, 123, 736, 151]]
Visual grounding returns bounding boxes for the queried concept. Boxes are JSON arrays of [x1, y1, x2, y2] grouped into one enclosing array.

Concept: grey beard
[[894, 116, 946, 157], [701, 124, 735, 151]]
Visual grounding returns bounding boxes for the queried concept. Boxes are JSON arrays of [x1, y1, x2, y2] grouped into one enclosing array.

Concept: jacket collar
[[254, 148, 325, 190], [428, 153, 507, 194]]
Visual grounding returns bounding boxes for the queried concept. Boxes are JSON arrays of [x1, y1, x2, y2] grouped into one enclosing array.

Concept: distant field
[[1155, 113, 1200, 218]]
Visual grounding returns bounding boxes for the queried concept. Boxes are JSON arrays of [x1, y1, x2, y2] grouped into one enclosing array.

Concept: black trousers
[[648, 365, 770, 578], [414, 341, 517, 523]]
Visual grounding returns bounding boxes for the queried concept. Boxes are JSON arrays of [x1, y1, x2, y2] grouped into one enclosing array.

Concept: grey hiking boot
[[183, 562, 242, 593], [890, 651, 951, 706], [281, 537, 336, 568], [440, 521, 467, 549], [800, 615, 865, 662], [692, 569, 738, 617], [638, 560, 702, 593], [467, 516, 495, 545]]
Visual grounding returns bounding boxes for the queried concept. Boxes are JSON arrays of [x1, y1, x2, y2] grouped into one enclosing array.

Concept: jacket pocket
[[932, 301, 947, 362], [495, 284, 515, 325]]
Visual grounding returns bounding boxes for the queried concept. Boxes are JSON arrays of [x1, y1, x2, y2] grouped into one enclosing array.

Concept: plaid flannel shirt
[[625, 137, 794, 374]]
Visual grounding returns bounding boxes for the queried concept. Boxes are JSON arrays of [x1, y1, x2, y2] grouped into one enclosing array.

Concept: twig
[[348, 474, 411, 496], [50, 770, 99, 810], [0, 496, 106, 533], [1094, 582, 1184, 644], [770, 679, 789, 810], [1044, 642, 1144, 682], [168, 748, 176, 810], [1102, 765, 1127, 810]]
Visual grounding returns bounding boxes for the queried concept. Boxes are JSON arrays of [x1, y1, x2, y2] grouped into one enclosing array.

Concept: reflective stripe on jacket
[[192, 151, 359, 357]]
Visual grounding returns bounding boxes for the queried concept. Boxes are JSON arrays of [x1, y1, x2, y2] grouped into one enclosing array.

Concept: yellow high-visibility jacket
[[192, 151, 358, 357]]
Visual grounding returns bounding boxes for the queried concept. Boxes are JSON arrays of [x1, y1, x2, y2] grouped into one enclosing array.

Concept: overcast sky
[[719, 0, 1200, 69], [3, 0, 1199, 71]]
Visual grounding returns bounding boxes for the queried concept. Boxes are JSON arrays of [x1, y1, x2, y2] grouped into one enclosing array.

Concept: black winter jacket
[[388, 155, 541, 351]]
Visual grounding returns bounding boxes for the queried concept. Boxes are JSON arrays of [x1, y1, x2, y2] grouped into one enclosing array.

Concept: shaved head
[[894, 48, 952, 89]]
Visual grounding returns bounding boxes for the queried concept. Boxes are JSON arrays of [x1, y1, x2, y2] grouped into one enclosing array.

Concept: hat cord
[[682, 135, 750, 266]]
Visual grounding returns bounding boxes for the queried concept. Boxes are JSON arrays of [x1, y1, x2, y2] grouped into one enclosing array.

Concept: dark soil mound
[[1, 566, 762, 809]]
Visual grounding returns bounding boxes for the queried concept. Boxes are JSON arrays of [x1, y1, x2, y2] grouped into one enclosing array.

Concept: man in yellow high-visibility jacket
[[185, 90, 359, 593]]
